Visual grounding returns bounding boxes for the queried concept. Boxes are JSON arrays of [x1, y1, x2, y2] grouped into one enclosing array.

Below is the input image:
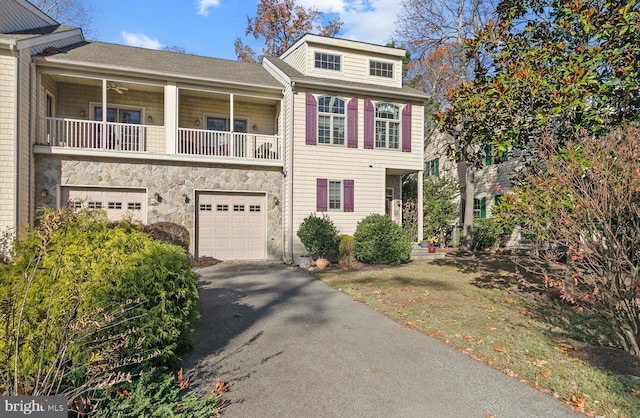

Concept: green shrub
[[0, 208, 199, 399], [94, 370, 223, 418], [142, 222, 190, 252], [296, 214, 338, 258], [353, 214, 412, 265], [471, 218, 505, 250], [337, 234, 355, 269]]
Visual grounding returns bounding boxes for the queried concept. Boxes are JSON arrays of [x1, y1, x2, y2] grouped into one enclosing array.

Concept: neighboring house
[[0, 0, 427, 262], [424, 130, 525, 248]]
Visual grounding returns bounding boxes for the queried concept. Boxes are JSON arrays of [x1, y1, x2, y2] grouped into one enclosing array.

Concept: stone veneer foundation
[[34, 155, 284, 260]]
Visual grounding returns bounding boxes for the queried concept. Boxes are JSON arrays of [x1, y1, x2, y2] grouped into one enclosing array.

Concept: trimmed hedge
[[353, 214, 412, 265]]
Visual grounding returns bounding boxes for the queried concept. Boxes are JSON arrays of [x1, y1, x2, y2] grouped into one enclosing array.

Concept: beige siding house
[[1, 0, 427, 262]]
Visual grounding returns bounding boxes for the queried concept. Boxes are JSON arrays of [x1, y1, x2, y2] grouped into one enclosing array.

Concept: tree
[[437, 0, 640, 160], [423, 176, 460, 246], [395, 0, 497, 250], [494, 127, 640, 356], [235, 0, 343, 62], [33, 0, 92, 31]]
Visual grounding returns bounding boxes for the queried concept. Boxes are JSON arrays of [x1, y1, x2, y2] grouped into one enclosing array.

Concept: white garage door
[[197, 192, 266, 260], [61, 187, 146, 223]]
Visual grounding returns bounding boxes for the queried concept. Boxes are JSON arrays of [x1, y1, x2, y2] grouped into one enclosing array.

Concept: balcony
[[36, 117, 282, 164], [33, 73, 283, 166]]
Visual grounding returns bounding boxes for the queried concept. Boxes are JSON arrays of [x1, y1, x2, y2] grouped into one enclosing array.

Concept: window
[[233, 205, 245, 212], [69, 200, 82, 209], [216, 204, 229, 212], [94, 106, 141, 124], [249, 205, 261, 212], [485, 145, 507, 166], [108, 202, 122, 210], [473, 198, 487, 218], [314, 52, 341, 71], [206, 117, 247, 133], [425, 158, 440, 176], [375, 103, 400, 149], [200, 204, 212, 211], [370, 61, 393, 78], [88, 201, 102, 209], [317, 178, 354, 212], [128, 202, 142, 210], [318, 96, 345, 145], [329, 181, 342, 210]]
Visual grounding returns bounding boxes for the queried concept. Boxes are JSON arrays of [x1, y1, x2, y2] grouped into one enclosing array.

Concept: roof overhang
[[35, 57, 285, 99]]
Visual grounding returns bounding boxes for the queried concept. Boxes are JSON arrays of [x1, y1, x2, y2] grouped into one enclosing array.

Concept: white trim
[[281, 34, 406, 60], [33, 145, 284, 168], [16, 28, 83, 50]]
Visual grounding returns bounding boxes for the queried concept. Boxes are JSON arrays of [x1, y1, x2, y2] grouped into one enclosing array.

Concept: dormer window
[[370, 61, 394, 78], [315, 52, 341, 71]]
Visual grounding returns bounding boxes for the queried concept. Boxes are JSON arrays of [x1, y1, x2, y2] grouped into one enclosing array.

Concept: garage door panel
[[61, 187, 145, 222], [197, 192, 266, 260]]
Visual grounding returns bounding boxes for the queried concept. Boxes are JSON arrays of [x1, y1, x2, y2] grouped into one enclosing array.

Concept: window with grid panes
[[318, 96, 345, 145], [375, 103, 400, 149]]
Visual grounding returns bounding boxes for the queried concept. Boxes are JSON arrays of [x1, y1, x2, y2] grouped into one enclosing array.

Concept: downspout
[[10, 44, 20, 231], [286, 81, 296, 263], [28, 60, 34, 226]]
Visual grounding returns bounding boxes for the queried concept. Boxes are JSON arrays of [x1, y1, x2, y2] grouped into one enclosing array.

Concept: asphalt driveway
[[181, 262, 581, 417]]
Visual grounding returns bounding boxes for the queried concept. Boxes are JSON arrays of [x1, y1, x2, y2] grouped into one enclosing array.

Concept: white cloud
[[121, 32, 164, 49], [197, 0, 221, 16], [296, 0, 402, 46]]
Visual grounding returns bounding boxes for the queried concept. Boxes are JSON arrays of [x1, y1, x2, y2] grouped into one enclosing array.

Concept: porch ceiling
[[45, 74, 164, 93]]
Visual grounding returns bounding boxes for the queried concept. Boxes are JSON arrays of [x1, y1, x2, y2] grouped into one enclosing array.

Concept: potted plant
[[297, 213, 338, 269], [427, 236, 438, 253]]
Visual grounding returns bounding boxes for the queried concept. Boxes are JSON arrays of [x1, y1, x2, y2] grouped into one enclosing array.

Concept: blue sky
[[85, 0, 403, 60]]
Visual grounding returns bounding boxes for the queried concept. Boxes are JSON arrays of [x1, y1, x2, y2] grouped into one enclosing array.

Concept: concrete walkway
[[182, 263, 581, 418]]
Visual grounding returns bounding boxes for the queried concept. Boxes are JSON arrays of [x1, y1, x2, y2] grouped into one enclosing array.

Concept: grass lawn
[[311, 253, 640, 417]]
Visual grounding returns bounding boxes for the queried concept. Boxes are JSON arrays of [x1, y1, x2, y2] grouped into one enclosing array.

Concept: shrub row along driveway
[[182, 263, 581, 417]]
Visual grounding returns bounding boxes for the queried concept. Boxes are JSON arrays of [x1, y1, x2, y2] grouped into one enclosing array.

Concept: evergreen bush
[[0, 208, 199, 401], [296, 214, 338, 258], [353, 214, 412, 265], [471, 218, 505, 250]]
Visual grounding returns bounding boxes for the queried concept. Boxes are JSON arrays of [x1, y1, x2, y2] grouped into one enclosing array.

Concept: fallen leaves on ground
[[177, 368, 191, 390], [212, 379, 233, 396], [503, 368, 518, 377], [493, 343, 508, 353], [533, 359, 549, 367], [564, 394, 587, 413]]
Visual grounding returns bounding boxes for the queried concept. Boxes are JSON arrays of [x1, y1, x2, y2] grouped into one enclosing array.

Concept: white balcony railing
[[36, 118, 282, 163], [177, 128, 281, 161], [38, 117, 146, 151]]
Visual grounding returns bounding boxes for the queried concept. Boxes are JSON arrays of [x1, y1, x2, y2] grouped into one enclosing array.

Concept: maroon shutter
[[316, 178, 327, 211], [402, 103, 412, 152], [364, 99, 374, 149], [306, 92, 317, 145], [347, 98, 358, 149], [344, 180, 354, 212]]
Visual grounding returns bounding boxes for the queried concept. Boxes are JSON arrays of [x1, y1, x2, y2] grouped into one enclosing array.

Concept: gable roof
[[35, 41, 284, 92], [264, 56, 429, 101], [0, 0, 58, 34]]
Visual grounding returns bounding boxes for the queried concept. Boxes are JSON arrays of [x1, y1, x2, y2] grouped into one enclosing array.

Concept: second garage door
[[197, 192, 266, 260], [61, 187, 146, 223]]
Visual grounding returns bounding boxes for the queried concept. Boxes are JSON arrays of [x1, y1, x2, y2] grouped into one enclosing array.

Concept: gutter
[[287, 81, 295, 264], [288, 77, 430, 101]]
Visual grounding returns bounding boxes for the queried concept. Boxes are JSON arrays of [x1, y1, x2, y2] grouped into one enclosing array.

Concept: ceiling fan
[[107, 82, 128, 94]]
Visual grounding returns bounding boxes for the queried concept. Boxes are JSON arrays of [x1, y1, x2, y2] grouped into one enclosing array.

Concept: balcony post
[[165, 82, 178, 154]]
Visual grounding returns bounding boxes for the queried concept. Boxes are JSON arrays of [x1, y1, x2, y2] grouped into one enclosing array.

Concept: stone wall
[[34, 155, 284, 260]]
